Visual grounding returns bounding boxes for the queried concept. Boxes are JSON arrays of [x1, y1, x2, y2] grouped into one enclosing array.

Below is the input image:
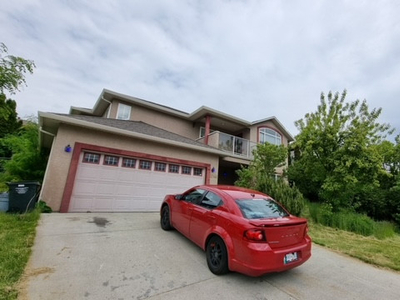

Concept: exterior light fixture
[[64, 144, 72, 153]]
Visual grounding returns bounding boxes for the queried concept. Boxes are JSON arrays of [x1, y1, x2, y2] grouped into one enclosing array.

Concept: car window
[[198, 192, 223, 209], [235, 198, 289, 219], [184, 189, 206, 203]]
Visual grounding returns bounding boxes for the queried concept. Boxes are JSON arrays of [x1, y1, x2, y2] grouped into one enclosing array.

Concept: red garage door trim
[[60, 142, 212, 213]]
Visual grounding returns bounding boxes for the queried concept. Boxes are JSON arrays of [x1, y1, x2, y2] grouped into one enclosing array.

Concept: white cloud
[[1, 0, 399, 139]]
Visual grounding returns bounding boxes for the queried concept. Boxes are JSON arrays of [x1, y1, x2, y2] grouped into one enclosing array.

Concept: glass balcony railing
[[198, 131, 257, 159]]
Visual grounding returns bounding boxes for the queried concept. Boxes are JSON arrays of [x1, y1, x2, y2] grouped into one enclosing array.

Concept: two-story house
[[38, 89, 293, 212]]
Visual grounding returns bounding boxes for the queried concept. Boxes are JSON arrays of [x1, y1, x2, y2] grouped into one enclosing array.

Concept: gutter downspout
[[38, 127, 56, 207], [102, 97, 112, 118]]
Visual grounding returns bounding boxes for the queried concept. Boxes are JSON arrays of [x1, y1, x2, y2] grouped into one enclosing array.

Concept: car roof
[[197, 185, 270, 199]]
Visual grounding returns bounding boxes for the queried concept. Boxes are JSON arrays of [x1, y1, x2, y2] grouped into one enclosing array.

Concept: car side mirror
[[175, 194, 184, 200]]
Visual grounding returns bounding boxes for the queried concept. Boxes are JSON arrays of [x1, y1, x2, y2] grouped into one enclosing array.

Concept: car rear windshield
[[235, 198, 289, 219]]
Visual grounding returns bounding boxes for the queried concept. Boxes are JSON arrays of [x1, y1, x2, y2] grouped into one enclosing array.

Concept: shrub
[[256, 177, 306, 216], [374, 221, 396, 239], [36, 200, 52, 213], [308, 202, 396, 238]]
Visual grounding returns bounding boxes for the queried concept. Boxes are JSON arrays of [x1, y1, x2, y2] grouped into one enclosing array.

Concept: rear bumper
[[229, 236, 312, 277]]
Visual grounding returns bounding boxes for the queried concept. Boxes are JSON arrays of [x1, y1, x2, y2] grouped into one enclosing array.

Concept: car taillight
[[244, 229, 266, 242]]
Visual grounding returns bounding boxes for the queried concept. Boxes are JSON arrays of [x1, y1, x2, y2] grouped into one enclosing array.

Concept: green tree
[[0, 42, 35, 168], [288, 90, 393, 211], [0, 122, 48, 190], [236, 142, 287, 188], [0, 94, 22, 139], [235, 142, 306, 216], [0, 43, 35, 95]]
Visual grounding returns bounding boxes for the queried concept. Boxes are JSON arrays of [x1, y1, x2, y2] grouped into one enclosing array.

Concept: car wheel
[[206, 236, 229, 275], [160, 205, 173, 231]]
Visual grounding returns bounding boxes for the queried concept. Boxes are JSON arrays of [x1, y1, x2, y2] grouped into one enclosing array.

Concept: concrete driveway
[[21, 213, 400, 300]]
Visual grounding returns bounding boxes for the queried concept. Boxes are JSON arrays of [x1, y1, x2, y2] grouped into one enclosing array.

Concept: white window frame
[[104, 155, 119, 166], [199, 126, 215, 138], [259, 128, 282, 145], [117, 103, 131, 120]]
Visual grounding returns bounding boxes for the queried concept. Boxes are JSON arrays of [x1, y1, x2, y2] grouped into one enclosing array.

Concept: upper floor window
[[259, 128, 282, 145], [199, 127, 215, 138], [117, 103, 131, 120]]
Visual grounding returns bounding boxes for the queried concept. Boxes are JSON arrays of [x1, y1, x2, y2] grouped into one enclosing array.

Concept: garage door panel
[[77, 165, 100, 179], [115, 184, 133, 196], [99, 167, 119, 180], [69, 152, 205, 212], [93, 197, 115, 211], [70, 196, 94, 211], [113, 198, 132, 210], [117, 169, 140, 182], [73, 181, 98, 195], [96, 182, 116, 195]]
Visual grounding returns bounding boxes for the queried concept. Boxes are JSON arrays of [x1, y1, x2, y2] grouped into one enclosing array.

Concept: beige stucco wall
[[108, 100, 200, 140], [40, 124, 220, 211], [249, 121, 289, 146]]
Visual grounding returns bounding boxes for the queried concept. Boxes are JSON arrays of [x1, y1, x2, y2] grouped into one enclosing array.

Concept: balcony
[[198, 131, 257, 159]]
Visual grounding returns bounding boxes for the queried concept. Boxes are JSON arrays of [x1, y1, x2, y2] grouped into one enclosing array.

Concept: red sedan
[[160, 185, 312, 277]]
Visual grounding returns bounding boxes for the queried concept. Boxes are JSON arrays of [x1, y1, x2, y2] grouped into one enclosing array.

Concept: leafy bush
[[36, 200, 52, 213], [374, 221, 396, 239], [258, 177, 306, 216], [308, 202, 396, 238], [237, 175, 306, 216]]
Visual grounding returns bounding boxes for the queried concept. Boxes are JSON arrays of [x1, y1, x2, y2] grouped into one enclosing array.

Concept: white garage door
[[69, 151, 205, 212]]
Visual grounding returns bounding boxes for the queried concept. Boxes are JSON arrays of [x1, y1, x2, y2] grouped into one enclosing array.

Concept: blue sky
[[1, 0, 400, 139]]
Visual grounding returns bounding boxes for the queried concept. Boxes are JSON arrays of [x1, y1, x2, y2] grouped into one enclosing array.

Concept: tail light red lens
[[244, 229, 266, 242]]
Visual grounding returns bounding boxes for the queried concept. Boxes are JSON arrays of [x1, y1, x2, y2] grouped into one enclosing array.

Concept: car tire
[[206, 236, 229, 275], [160, 205, 173, 231]]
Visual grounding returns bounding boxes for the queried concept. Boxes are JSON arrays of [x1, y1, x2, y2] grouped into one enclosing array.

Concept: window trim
[[117, 103, 132, 120], [181, 166, 192, 175], [122, 157, 136, 168], [139, 160, 152, 170], [103, 155, 119, 166], [194, 168, 203, 176], [169, 164, 180, 174], [155, 162, 166, 172], [258, 126, 282, 145], [82, 152, 100, 164], [199, 126, 215, 138]]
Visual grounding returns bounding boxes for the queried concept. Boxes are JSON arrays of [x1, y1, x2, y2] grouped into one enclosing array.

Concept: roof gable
[[69, 89, 293, 141]]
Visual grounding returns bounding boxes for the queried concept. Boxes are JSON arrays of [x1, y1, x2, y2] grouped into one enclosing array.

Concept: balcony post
[[204, 115, 211, 145]]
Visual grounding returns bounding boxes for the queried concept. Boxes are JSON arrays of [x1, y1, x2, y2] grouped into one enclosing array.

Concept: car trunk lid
[[249, 217, 307, 249]]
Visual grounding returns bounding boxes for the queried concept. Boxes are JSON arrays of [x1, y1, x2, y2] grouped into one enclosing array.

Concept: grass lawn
[[309, 222, 400, 272], [0, 210, 40, 300]]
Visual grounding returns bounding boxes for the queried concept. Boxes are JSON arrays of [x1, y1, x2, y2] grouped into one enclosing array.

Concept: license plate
[[284, 252, 298, 264]]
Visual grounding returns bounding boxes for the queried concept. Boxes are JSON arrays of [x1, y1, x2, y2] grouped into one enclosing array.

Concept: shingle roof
[[57, 114, 213, 149]]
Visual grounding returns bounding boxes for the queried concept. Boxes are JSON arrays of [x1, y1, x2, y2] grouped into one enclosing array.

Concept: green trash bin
[[7, 181, 41, 213]]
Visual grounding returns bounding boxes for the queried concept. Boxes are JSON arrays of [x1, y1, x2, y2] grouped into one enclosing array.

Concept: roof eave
[[38, 112, 228, 156], [252, 116, 294, 142]]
